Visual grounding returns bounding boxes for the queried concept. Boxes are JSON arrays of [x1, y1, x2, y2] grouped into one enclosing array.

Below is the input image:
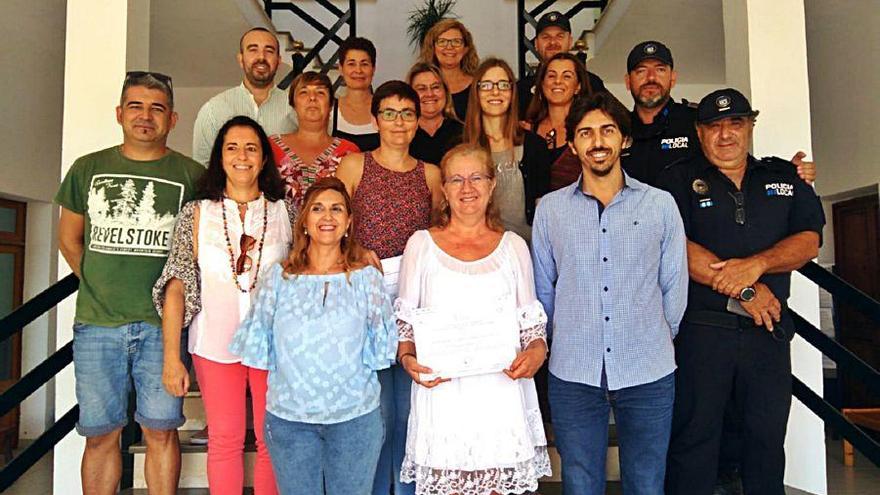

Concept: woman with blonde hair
[[406, 62, 463, 165], [463, 58, 551, 243], [419, 19, 479, 121], [231, 177, 398, 495], [396, 143, 551, 495]]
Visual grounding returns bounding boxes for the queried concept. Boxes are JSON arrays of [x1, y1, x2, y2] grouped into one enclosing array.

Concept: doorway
[[0, 198, 26, 459]]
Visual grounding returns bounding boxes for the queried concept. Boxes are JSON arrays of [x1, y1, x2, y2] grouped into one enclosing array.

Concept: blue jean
[[265, 408, 383, 495], [72, 321, 189, 436], [548, 371, 674, 495], [372, 365, 414, 495]]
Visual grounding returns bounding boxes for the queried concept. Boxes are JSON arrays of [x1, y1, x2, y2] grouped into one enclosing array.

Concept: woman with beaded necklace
[[153, 116, 293, 495]]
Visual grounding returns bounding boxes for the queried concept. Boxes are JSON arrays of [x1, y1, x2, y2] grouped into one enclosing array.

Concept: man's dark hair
[[239, 27, 279, 53], [565, 92, 632, 142], [120, 72, 174, 109], [198, 116, 286, 202], [339, 36, 377, 66], [371, 80, 421, 118]]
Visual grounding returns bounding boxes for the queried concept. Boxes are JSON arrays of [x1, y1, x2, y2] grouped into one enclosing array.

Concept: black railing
[[264, 0, 357, 90], [516, 0, 608, 80], [0, 274, 79, 491], [791, 261, 880, 467]]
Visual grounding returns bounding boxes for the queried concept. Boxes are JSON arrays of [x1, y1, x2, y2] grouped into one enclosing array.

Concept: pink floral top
[[270, 134, 359, 211]]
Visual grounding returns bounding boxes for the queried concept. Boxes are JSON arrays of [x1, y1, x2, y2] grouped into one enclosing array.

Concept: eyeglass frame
[[476, 80, 513, 92], [728, 191, 746, 226], [125, 71, 174, 92], [435, 38, 465, 49], [445, 173, 492, 188], [236, 233, 256, 275], [377, 107, 419, 122]]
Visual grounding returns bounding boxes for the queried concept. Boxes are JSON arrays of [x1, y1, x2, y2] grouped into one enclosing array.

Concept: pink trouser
[[192, 355, 278, 495]]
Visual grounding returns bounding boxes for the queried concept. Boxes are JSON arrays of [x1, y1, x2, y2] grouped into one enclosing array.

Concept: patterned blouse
[[152, 198, 297, 362], [230, 264, 398, 424], [270, 134, 359, 211], [352, 152, 432, 259]]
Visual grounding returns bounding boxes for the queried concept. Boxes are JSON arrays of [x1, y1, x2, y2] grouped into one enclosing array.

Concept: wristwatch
[[739, 286, 756, 302]]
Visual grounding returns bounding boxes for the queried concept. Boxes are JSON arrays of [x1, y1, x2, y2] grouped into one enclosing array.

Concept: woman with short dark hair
[[271, 71, 359, 211], [154, 116, 292, 495], [333, 37, 381, 151]]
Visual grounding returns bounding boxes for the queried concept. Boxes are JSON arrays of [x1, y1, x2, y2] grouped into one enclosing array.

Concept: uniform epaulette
[[759, 156, 796, 174], [662, 155, 695, 172], [681, 99, 699, 109]]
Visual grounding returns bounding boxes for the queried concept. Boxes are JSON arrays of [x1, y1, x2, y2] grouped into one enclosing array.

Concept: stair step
[[128, 429, 257, 454]]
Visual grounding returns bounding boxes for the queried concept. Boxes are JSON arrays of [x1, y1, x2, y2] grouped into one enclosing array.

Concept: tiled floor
[[4, 438, 878, 494]]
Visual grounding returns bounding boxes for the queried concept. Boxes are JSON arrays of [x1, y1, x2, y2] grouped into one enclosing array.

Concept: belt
[[684, 309, 793, 341]]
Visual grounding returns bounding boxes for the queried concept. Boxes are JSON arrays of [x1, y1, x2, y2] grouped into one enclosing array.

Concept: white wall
[[0, 0, 67, 442]]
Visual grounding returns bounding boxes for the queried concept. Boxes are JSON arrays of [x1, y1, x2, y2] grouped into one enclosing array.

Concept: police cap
[[536, 11, 571, 34], [696, 88, 760, 124], [627, 41, 674, 72]]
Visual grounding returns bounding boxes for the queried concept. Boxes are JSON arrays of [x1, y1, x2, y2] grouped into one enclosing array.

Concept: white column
[[722, 1, 826, 494], [54, 1, 134, 491]]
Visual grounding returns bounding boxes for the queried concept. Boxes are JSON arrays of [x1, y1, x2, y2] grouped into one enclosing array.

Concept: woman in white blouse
[[395, 143, 551, 495], [154, 116, 294, 495]]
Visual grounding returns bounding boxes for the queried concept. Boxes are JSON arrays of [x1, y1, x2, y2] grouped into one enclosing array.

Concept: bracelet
[[398, 352, 416, 365]]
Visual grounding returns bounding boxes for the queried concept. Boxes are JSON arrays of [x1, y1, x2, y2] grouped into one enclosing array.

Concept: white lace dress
[[396, 230, 551, 495]]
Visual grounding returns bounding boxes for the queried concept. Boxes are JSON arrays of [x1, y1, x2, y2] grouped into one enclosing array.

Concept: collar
[[237, 82, 282, 99], [699, 153, 762, 172], [631, 98, 676, 137], [569, 170, 648, 197]]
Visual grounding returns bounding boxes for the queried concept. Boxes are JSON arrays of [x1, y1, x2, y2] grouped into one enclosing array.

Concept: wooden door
[[833, 194, 880, 407], [0, 198, 25, 456]]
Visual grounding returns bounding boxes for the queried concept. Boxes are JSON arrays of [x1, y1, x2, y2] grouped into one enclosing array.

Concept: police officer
[[621, 40, 815, 189], [657, 88, 825, 495], [516, 10, 606, 119]]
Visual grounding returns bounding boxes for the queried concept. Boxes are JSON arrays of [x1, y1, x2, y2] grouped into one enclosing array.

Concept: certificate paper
[[409, 305, 518, 380], [380, 256, 402, 297]]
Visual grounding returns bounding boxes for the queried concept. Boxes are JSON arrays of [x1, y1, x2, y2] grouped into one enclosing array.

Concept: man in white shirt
[[192, 27, 297, 165]]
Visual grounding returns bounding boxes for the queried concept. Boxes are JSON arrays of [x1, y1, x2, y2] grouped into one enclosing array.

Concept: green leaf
[[406, 0, 458, 50]]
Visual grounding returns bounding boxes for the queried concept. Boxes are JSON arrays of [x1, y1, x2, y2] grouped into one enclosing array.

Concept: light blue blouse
[[230, 263, 398, 424]]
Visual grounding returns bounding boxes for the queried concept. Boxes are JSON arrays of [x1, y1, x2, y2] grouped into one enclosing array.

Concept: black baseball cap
[[626, 41, 674, 72], [536, 11, 571, 34], [696, 88, 760, 124]]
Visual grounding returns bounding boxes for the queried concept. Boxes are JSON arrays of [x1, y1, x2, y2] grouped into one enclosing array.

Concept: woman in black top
[[419, 19, 479, 121], [332, 37, 380, 151], [406, 63, 463, 165]]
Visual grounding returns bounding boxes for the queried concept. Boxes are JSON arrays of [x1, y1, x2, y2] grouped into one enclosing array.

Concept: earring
[[303, 229, 308, 236]]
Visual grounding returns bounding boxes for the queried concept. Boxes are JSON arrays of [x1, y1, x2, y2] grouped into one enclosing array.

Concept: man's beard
[[633, 85, 670, 110], [246, 61, 276, 88], [584, 147, 616, 177]]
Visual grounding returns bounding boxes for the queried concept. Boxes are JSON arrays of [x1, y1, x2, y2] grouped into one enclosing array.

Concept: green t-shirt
[[54, 146, 204, 327]]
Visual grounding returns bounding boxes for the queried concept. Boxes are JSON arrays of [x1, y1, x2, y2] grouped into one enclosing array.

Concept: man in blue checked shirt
[[531, 92, 688, 495]]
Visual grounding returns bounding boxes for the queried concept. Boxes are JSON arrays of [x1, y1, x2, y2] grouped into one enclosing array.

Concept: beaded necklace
[[222, 195, 268, 293]]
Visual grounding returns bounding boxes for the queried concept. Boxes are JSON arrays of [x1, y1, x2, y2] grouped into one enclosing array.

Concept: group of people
[[55, 9, 824, 495]]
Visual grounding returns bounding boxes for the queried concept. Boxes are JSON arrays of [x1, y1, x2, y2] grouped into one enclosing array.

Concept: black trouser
[[665, 319, 791, 495]]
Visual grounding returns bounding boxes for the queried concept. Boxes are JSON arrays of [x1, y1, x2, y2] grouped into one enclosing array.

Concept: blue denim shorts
[[72, 321, 189, 437]]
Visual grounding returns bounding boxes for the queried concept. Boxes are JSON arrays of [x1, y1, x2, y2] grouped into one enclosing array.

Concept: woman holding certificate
[[396, 143, 551, 495]]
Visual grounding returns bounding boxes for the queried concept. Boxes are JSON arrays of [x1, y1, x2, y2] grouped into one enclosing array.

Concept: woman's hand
[[504, 340, 547, 380], [400, 354, 449, 389], [162, 358, 190, 397]]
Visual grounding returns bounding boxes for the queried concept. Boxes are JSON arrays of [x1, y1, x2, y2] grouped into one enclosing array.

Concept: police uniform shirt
[[656, 154, 825, 316], [622, 99, 699, 187]]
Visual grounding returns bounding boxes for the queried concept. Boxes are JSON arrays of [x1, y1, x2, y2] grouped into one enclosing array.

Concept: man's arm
[[709, 231, 820, 297], [191, 103, 217, 166], [658, 195, 689, 336], [686, 240, 722, 286], [58, 207, 85, 278], [530, 203, 558, 337]]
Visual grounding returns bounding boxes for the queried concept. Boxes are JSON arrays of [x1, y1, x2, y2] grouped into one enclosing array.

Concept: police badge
[[692, 179, 710, 195]]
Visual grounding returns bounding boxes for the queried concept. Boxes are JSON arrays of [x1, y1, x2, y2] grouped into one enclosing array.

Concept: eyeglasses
[[446, 174, 490, 188], [435, 38, 465, 48], [728, 191, 746, 225], [236, 233, 256, 275], [378, 108, 418, 122], [125, 71, 174, 92], [477, 80, 513, 92]]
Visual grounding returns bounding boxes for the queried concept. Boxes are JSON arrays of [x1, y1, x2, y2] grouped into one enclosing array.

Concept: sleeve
[[657, 192, 689, 338], [522, 133, 552, 224], [655, 164, 692, 236], [152, 201, 201, 327], [228, 263, 283, 370], [54, 159, 87, 213], [788, 174, 826, 241], [361, 268, 399, 370], [336, 139, 361, 157], [530, 200, 558, 339], [192, 101, 218, 167], [394, 232, 427, 342], [509, 235, 548, 349]]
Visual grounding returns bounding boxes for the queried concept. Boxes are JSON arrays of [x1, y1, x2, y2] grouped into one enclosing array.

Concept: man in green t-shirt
[[55, 72, 203, 494]]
